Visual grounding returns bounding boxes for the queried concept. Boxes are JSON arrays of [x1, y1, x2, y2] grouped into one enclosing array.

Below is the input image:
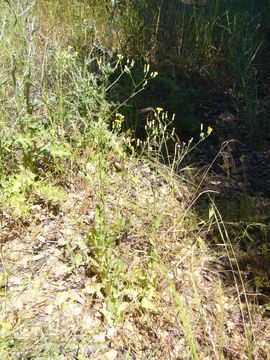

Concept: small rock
[[86, 162, 96, 174], [89, 211, 95, 222], [106, 327, 116, 339], [37, 235, 46, 243], [31, 253, 44, 261], [103, 349, 118, 360], [92, 332, 106, 343]]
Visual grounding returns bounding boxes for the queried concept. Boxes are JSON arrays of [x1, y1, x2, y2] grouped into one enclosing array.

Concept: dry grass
[[1, 152, 269, 358]]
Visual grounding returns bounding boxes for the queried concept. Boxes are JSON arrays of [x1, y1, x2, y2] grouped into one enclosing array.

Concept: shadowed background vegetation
[[30, 0, 270, 143], [3, 0, 270, 140]]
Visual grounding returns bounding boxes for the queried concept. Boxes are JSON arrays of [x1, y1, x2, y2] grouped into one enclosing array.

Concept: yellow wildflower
[[207, 126, 213, 135], [156, 107, 163, 114], [1, 322, 12, 330]]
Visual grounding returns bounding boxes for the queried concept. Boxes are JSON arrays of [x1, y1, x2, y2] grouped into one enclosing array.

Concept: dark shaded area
[[56, 0, 270, 304], [108, 0, 270, 305]]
